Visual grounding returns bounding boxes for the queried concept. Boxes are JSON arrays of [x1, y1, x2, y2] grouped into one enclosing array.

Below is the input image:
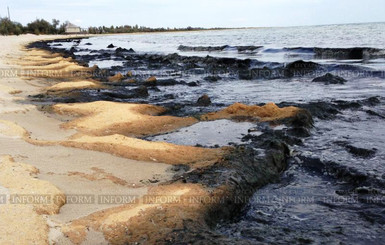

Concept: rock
[[237, 46, 263, 52], [314, 47, 385, 60], [178, 45, 229, 52], [146, 76, 157, 83], [204, 76, 222, 82], [156, 79, 179, 86], [197, 94, 211, 106], [126, 79, 136, 83], [126, 71, 133, 77], [312, 73, 347, 84], [187, 81, 199, 87], [335, 141, 377, 158], [285, 60, 322, 77], [107, 43, 116, 48], [346, 145, 377, 158], [239, 67, 285, 80], [89, 65, 100, 72], [366, 110, 385, 119], [84, 42, 92, 46], [133, 85, 149, 97], [115, 47, 128, 53], [115, 47, 135, 54], [108, 73, 124, 82]]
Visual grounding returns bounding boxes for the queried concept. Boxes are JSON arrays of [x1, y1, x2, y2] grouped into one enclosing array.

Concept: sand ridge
[[46, 80, 101, 92], [61, 183, 209, 244], [52, 101, 199, 137], [61, 134, 223, 165]]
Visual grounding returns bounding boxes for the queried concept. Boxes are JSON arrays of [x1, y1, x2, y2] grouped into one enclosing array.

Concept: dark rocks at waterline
[[312, 73, 347, 84], [366, 109, 385, 119], [285, 60, 323, 77], [107, 43, 116, 48], [187, 81, 199, 87], [314, 47, 385, 60], [239, 60, 324, 80], [335, 141, 377, 158], [277, 101, 340, 120], [115, 47, 135, 54], [178, 45, 229, 52], [236, 46, 263, 53], [154, 79, 183, 86], [287, 110, 314, 128], [133, 85, 149, 97], [123, 51, 253, 72], [196, 94, 212, 106], [347, 146, 377, 158], [98, 86, 150, 100], [239, 67, 286, 80], [178, 45, 263, 53], [296, 155, 385, 191], [204, 76, 222, 82], [278, 97, 382, 120]]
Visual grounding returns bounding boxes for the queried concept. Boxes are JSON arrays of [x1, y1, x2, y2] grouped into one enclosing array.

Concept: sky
[[0, 0, 384, 28]]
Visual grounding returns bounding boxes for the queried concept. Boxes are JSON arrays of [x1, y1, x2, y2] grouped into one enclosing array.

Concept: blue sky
[[0, 0, 384, 28]]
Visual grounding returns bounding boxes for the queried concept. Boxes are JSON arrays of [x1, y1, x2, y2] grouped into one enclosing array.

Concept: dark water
[[46, 22, 385, 244]]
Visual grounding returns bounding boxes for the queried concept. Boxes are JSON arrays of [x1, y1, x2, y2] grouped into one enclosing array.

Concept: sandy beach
[[0, 34, 307, 244], [0, 35, 177, 244]]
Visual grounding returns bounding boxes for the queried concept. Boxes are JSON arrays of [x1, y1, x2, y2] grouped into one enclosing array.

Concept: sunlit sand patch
[[0, 156, 66, 245], [61, 134, 222, 166], [21, 60, 84, 71], [201, 102, 300, 122], [0, 119, 29, 139], [53, 101, 199, 137], [46, 80, 101, 92]]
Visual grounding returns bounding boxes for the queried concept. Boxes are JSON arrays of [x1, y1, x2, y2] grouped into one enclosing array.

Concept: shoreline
[[0, 34, 312, 244]]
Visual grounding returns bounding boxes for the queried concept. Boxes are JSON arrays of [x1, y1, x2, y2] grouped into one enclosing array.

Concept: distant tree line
[[1, 17, 224, 35], [0, 18, 66, 35], [87, 25, 210, 34]]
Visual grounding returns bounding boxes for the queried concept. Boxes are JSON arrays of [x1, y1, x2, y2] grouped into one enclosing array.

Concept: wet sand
[[0, 34, 304, 244]]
